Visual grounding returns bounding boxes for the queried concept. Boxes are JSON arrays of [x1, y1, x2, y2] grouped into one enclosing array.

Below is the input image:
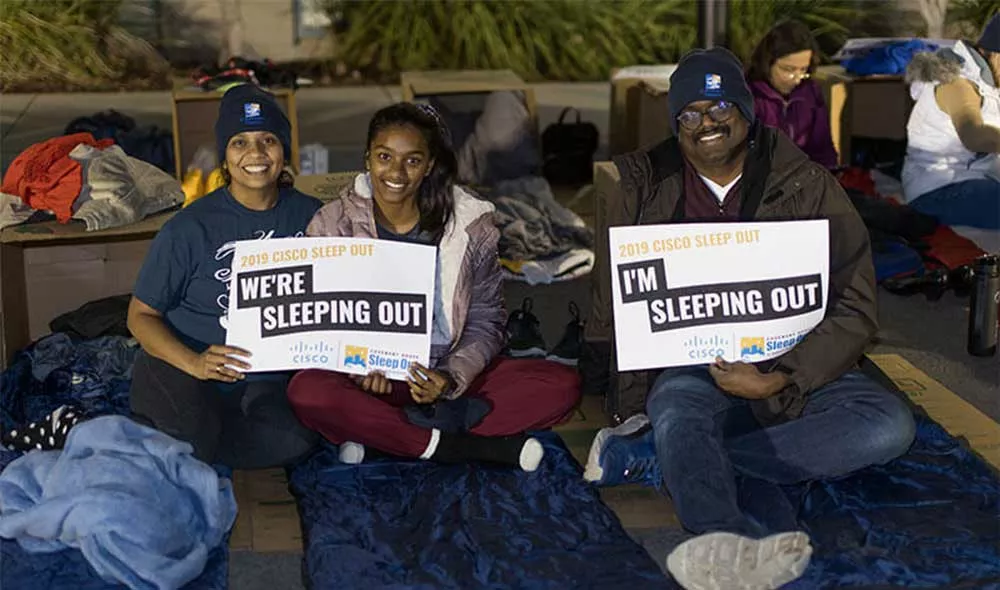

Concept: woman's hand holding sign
[[407, 363, 455, 404], [188, 345, 252, 383], [709, 357, 791, 399], [353, 372, 393, 395]]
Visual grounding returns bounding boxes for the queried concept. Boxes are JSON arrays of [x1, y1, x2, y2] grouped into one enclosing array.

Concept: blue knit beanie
[[667, 47, 755, 133], [215, 84, 292, 162]]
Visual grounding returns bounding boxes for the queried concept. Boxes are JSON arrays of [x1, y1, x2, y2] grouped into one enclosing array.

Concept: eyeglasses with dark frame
[[676, 100, 737, 131]]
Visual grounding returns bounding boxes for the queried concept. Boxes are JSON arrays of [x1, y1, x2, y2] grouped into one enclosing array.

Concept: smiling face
[[366, 124, 434, 206], [677, 99, 749, 168], [225, 131, 284, 190], [768, 49, 813, 95]]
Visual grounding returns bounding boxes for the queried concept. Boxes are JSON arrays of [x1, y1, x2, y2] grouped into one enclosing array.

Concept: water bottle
[[967, 254, 999, 357]]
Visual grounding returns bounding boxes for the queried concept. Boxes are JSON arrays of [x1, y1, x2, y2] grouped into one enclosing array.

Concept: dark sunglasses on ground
[[677, 100, 737, 131]]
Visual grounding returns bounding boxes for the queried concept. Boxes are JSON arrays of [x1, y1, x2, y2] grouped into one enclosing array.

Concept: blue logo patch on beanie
[[704, 74, 723, 97], [242, 102, 263, 125]]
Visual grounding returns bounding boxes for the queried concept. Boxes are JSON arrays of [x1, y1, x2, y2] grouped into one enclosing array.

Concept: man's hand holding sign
[[224, 236, 436, 381], [708, 357, 791, 399]]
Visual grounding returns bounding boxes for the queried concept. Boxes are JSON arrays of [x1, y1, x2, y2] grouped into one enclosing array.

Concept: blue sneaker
[[583, 414, 662, 488]]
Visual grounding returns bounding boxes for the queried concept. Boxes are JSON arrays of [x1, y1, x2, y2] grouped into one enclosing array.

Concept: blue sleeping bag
[[290, 431, 672, 589]]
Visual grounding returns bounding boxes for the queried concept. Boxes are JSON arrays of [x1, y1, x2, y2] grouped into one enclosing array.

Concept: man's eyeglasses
[[676, 101, 737, 131]]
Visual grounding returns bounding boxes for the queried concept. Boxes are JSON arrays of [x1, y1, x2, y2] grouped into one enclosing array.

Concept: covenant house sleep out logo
[[617, 259, 822, 332], [235, 265, 427, 338]]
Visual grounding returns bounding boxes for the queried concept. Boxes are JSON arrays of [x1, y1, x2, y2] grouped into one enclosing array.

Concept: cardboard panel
[[849, 78, 912, 141], [869, 353, 1000, 469], [632, 79, 673, 152], [813, 66, 912, 164], [399, 69, 539, 138], [229, 468, 302, 553], [294, 172, 357, 201], [609, 65, 676, 156]]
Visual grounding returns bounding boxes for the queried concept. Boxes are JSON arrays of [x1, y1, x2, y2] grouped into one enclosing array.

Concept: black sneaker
[[547, 301, 584, 366], [505, 297, 547, 358]]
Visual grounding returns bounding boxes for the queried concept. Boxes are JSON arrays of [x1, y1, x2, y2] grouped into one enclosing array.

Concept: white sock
[[666, 531, 812, 590], [419, 428, 441, 460], [519, 438, 544, 472], [338, 441, 365, 464]]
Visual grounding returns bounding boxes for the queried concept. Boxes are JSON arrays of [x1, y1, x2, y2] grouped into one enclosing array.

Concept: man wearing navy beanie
[[586, 47, 911, 590], [666, 47, 756, 134]]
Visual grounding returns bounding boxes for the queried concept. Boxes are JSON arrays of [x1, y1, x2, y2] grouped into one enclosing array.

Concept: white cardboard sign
[[609, 220, 829, 371], [225, 236, 436, 380]]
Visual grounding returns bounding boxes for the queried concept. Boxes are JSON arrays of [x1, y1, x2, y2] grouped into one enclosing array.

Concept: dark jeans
[[130, 351, 318, 469], [647, 368, 916, 537], [910, 178, 1000, 230]]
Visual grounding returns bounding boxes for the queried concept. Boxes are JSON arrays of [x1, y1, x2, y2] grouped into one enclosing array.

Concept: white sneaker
[[338, 441, 365, 465], [666, 531, 812, 590]]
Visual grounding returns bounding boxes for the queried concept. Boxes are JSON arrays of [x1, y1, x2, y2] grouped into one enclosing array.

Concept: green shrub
[[0, 0, 169, 92], [327, 0, 697, 81], [726, 0, 878, 64], [328, 0, 898, 82], [948, 0, 1000, 37]]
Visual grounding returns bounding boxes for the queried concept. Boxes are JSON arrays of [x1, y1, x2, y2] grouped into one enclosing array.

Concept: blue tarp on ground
[[788, 413, 1000, 589], [289, 431, 672, 590]]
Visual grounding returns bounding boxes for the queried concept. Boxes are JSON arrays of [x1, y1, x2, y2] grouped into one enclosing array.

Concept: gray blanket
[[489, 176, 593, 261]]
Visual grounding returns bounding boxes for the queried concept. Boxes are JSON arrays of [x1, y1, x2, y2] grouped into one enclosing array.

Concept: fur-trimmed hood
[[906, 40, 994, 87], [906, 48, 964, 84]]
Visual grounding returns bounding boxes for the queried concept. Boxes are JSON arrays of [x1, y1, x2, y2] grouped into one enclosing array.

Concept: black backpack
[[542, 107, 599, 186]]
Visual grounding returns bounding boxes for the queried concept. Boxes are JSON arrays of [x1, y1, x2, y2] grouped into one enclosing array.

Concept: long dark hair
[[365, 102, 457, 242], [747, 20, 820, 82]]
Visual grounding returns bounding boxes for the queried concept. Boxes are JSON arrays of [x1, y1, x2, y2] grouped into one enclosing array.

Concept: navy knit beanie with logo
[[215, 84, 292, 162], [667, 47, 755, 133], [978, 13, 1000, 53]]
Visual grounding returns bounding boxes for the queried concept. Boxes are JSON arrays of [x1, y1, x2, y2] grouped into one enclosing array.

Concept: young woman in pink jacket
[[286, 103, 581, 471]]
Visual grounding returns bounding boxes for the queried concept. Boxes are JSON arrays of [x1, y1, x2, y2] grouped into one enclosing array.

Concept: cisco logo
[[289, 341, 336, 365], [683, 334, 730, 361]]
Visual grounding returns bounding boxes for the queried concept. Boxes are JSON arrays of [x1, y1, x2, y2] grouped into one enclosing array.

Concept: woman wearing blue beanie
[[127, 84, 323, 468]]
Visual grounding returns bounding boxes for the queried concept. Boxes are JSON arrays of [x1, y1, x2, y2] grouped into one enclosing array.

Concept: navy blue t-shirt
[[134, 187, 323, 354]]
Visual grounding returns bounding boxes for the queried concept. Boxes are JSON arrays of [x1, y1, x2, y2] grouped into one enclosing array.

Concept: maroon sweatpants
[[286, 357, 581, 458]]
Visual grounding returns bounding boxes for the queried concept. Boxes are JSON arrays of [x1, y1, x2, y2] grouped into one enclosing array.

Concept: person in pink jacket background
[[747, 20, 840, 169], [286, 103, 580, 472]]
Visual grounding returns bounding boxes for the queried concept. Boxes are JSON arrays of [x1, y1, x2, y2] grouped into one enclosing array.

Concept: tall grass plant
[[0, 0, 169, 92]]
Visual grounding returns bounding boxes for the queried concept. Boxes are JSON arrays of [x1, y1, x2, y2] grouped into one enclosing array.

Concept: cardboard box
[[171, 89, 300, 180], [294, 172, 357, 202], [813, 66, 912, 166], [399, 69, 539, 134], [229, 468, 302, 552], [629, 79, 674, 152], [608, 65, 676, 156]]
